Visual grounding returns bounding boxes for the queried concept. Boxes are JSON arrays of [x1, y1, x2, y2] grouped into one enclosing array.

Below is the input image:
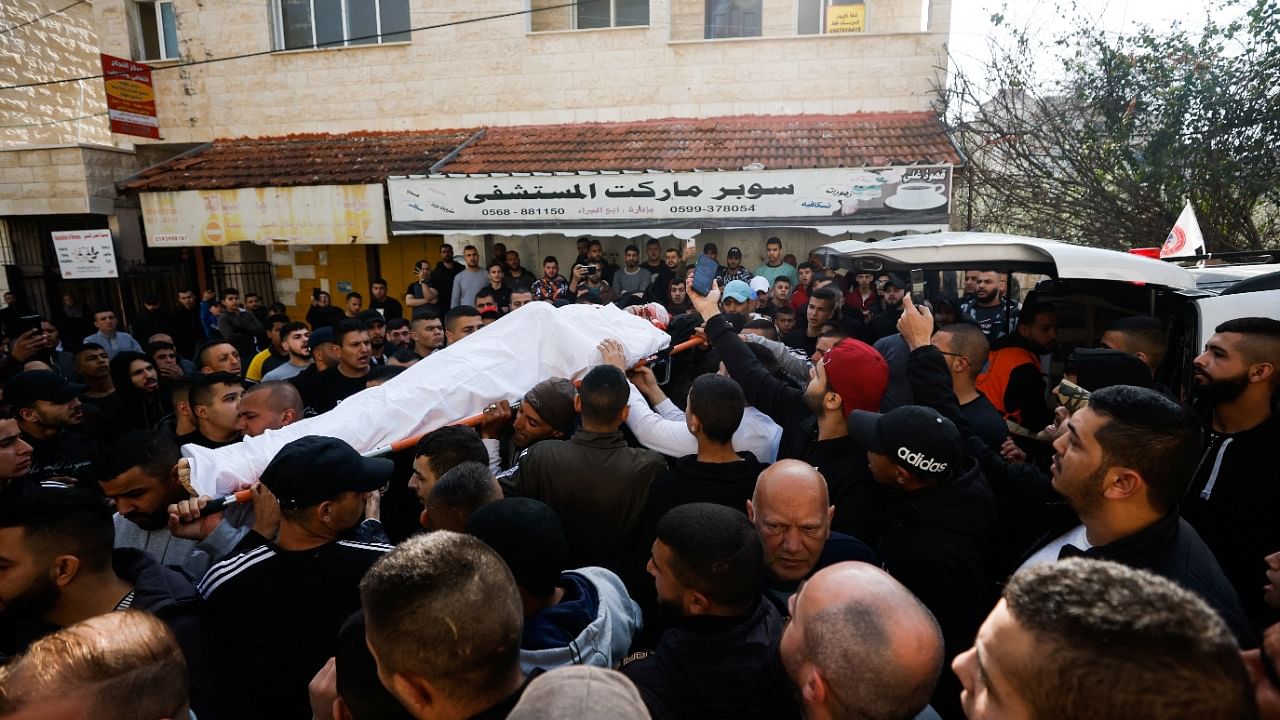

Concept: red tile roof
[[439, 112, 961, 174], [120, 130, 479, 191]]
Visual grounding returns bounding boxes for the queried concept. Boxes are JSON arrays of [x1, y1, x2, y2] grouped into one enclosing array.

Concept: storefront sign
[[141, 184, 388, 246], [51, 229, 119, 279], [388, 165, 951, 234], [101, 54, 159, 139], [825, 3, 866, 33]]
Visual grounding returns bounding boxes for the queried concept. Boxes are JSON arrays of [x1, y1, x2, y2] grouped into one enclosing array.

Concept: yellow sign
[[826, 4, 865, 33], [140, 184, 389, 247]]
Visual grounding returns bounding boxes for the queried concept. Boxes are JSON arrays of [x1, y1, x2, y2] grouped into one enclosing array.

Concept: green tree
[[943, 0, 1280, 252]]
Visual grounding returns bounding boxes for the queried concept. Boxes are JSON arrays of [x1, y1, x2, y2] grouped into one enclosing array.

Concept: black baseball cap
[[727, 246, 742, 257], [308, 326, 336, 350], [260, 436, 394, 509], [4, 371, 87, 410], [881, 273, 908, 290], [848, 406, 962, 481], [356, 310, 385, 326]]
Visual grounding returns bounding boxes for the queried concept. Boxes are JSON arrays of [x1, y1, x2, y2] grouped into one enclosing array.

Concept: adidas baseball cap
[[847, 405, 962, 481]]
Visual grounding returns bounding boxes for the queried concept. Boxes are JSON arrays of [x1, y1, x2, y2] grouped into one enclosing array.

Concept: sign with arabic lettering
[[387, 165, 951, 234], [52, 229, 119, 279], [140, 185, 388, 246], [101, 54, 160, 139]]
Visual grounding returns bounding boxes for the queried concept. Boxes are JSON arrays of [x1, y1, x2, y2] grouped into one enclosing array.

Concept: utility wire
[[0, 1, 582, 92], [0, 0, 87, 36], [0, 110, 106, 130]]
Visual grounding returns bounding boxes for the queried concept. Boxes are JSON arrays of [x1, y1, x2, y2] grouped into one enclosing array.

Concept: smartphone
[[692, 254, 719, 296], [910, 268, 928, 307], [7, 314, 41, 339]]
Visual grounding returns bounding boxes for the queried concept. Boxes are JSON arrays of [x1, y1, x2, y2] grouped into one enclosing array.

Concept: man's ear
[[280, 408, 298, 425], [800, 665, 830, 708], [17, 407, 36, 424], [1249, 361, 1275, 385], [823, 390, 843, 413], [573, 394, 583, 414], [1103, 468, 1145, 502], [745, 499, 755, 522], [193, 404, 209, 419], [619, 405, 630, 424], [52, 554, 81, 587], [686, 589, 713, 617]]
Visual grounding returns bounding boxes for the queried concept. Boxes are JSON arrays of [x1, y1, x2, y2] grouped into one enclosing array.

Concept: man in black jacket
[[623, 503, 800, 720], [0, 487, 224, 718], [847, 404, 997, 717], [1183, 317, 1280, 634], [895, 296, 1256, 648]]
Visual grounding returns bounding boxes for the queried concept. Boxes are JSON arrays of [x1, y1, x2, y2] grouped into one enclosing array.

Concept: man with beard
[[196, 339, 242, 376], [505, 250, 535, 293], [613, 245, 653, 297], [621, 503, 800, 720], [976, 302, 1057, 432], [450, 245, 489, 311], [5, 371, 97, 485], [479, 377, 577, 474], [244, 313, 291, 381], [368, 277, 403, 321], [1011, 385, 1254, 645], [96, 430, 254, 578], [384, 317, 411, 352], [0, 488, 225, 718], [959, 270, 1021, 341], [171, 289, 205, 358], [1183, 317, 1280, 634], [108, 351, 169, 433], [298, 320, 371, 415], [357, 310, 390, 365], [867, 274, 907, 341], [261, 321, 312, 382], [430, 244, 463, 312]]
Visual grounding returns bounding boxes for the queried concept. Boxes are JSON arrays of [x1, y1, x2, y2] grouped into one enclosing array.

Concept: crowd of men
[[0, 235, 1278, 720]]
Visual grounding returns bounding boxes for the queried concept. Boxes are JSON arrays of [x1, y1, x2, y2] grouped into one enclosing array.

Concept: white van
[[817, 232, 1280, 399]]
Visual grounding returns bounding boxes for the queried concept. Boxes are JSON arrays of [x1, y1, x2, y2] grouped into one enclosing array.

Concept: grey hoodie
[[520, 566, 642, 674]]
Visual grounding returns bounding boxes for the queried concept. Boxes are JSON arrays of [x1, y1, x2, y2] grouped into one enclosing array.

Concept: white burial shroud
[[182, 302, 672, 496]]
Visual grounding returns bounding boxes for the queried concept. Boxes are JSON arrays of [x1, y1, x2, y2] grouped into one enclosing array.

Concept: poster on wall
[[825, 2, 866, 33], [51, 229, 119, 279], [100, 54, 160, 139], [388, 165, 952, 234]]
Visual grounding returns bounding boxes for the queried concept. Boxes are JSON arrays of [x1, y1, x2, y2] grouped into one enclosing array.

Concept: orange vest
[[976, 346, 1042, 424]]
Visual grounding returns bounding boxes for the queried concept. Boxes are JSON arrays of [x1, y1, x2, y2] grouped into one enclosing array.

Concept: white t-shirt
[[1017, 523, 1093, 572]]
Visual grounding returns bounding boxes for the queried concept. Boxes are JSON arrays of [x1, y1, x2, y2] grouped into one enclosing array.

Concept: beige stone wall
[[0, 0, 113, 148], [69, 0, 949, 144], [0, 145, 139, 215]]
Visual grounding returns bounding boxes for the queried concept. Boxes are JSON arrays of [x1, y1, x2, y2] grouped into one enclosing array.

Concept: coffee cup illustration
[[884, 182, 947, 210]]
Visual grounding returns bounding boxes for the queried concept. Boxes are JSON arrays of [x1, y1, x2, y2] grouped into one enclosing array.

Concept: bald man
[[747, 459, 876, 610], [236, 381, 304, 438], [781, 562, 944, 720]]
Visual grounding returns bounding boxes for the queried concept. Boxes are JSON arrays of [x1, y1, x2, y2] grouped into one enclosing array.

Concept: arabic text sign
[[388, 166, 951, 232], [52, 229, 118, 279], [100, 54, 159, 139], [140, 185, 389, 247], [826, 4, 865, 33]]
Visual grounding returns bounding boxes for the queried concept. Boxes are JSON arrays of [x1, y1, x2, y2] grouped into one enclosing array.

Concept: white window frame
[[271, 0, 409, 50], [132, 0, 178, 61], [573, 0, 648, 30]]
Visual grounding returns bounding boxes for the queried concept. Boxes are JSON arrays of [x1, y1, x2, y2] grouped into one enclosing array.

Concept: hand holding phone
[[691, 254, 718, 296]]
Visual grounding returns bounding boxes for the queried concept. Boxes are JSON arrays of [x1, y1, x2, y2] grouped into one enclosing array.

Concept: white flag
[[1160, 200, 1206, 259]]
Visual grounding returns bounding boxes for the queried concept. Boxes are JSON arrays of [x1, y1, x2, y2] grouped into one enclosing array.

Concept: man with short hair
[[505, 365, 665, 570], [790, 262, 818, 312], [754, 237, 798, 290], [510, 289, 534, 310], [781, 562, 944, 720], [245, 313, 291, 382], [360, 532, 530, 720], [953, 558, 1256, 720], [73, 343, 122, 438], [357, 310, 390, 365], [932, 322, 1009, 450], [216, 287, 264, 363], [405, 259, 440, 314], [5, 371, 97, 484], [715, 246, 754, 285], [958, 270, 1020, 340], [586, 240, 616, 284], [187, 371, 244, 448], [299, 320, 371, 414], [369, 277, 404, 321], [481, 261, 513, 312], [147, 339, 186, 383], [1183, 317, 1280, 633], [622, 503, 799, 719], [761, 276, 792, 316], [614, 245, 653, 297], [344, 292, 364, 319], [867, 274, 908, 341], [532, 256, 571, 302], [82, 309, 142, 359], [420, 461, 501, 532], [773, 305, 796, 336], [385, 317, 411, 351], [0, 610, 193, 720], [1100, 315, 1168, 380], [261, 321, 313, 382], [195, 339, 242, 376], [444, 305, 483, 346], [450, 245, 489, 310], [236, 380, 304, 437], [783, 286, 841, 355], [976, 302, 1057, 431], [409, 309, 445, 358], [466, 498, 643, 674], [172, 288, 205, 357], [199, 436, 393, 719], [505, 250, 535, 293], [0, 411, 35, 492], [431, 244, 464, 313], [407, 425, 490, 518]]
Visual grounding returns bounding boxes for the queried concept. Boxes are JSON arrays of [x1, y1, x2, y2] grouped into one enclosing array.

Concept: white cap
[[749, 276, 771, 295]]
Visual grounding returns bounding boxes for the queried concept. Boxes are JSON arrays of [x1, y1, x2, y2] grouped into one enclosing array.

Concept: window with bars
[[704, 0, 761, 38], [129, 0, 179, 61], [272, 0, 412, 50]]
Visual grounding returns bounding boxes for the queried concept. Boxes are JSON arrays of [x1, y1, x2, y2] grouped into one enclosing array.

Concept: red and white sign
[[1160, 200, 1206, 259], [100, 54, 159, 139]]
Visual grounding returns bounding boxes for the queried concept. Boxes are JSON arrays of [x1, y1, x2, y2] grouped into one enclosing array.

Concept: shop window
[[798, 0, 866, 35], [129, 0, 179, 61], [705, 0, 761, 38], [575, 0, 649, 29], [272, 0, 411, 51]]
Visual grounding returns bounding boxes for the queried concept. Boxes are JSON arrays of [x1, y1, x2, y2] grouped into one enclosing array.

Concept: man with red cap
[[688, 279, 889, 535]]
